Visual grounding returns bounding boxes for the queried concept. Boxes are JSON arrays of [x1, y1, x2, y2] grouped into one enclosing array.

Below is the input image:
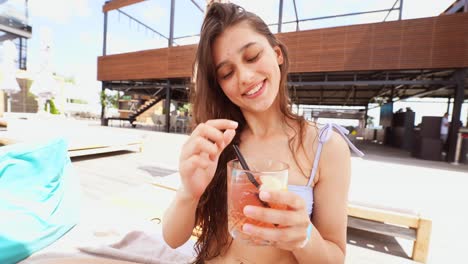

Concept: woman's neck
[[241, 102, 288, 139]]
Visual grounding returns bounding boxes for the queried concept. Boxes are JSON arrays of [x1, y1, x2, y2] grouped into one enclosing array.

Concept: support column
[[19, 38, 23, 69], [399, 0, 404, 20], [101, 10, 108, 125], [389, 86, 395, 117], [0, 91, 4, 117], [169, 0, 175, 47], [165, 84, 172, 133], [448, 69, 466, 162], [364, 104, 369, 128], [446, 96, 451, 114], [277, 0, 283, 33]]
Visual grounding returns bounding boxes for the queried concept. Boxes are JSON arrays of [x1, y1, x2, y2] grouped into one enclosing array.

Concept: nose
[[237, 64, 255, 86]]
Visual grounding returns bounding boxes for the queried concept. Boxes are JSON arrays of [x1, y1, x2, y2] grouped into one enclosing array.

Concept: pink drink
[[227, 159, 288, 245]]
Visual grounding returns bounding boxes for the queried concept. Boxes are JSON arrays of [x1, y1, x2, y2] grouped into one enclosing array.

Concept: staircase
[[105, 89, 165, 127], [104, 87, 189, 128], [128, 97, 161, 121]]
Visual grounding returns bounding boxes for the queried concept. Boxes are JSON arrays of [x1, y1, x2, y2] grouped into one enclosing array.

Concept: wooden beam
[[412, 218, 432, 263], [347, 203, 420, 228], [103, 0, 147, 13]]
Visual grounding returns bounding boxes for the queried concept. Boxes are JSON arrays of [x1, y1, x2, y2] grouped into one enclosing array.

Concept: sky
[[25, 0, 459, 115]]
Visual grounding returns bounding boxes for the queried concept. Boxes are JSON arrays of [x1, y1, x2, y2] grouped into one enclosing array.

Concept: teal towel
[[0, 138, 80, 264]]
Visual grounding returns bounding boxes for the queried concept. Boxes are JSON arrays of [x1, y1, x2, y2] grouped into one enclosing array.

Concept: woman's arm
[[162, 119, 238, 249], [162, 188, 199, 248], [293, 130, 351, 263]]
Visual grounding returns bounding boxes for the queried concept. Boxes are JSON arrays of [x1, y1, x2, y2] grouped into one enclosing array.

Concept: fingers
[[204, 119, 238, 130], [241, 191, 311, 250], [243, 204, 304, 227], [259, 190, 305, 211], [223, 129, 236, 146], [185, 154, 211, 170], [191, 123, 225, 147], [242, 224, 308, 250], [242, 191, 308, 228], [183, 136, 220, 161], [183, 120, 238, 160]]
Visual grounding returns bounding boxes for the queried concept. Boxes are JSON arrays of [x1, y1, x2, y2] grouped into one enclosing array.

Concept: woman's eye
[[247, 52, 260, 62], [222, 71, 233, 80]]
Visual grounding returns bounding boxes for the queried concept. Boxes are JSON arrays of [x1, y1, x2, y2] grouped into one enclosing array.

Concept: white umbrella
[[30, 71, 59, 114], [29, 33, 59, 113], [0, 40, 21, 112], [30, 71, 59, 100]]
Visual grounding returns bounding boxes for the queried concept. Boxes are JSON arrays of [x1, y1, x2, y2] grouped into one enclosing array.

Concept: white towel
[[78, 230, 194, 264]]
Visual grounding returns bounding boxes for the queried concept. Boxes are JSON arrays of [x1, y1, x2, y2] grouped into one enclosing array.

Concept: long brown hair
[[191, 3, 308, 263]]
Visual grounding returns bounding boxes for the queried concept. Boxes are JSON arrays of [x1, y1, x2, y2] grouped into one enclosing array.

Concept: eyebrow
[[215, 42, 258, 72]]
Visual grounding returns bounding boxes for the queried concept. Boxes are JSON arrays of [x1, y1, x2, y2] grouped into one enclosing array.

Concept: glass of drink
[[227, 159, 289, 245]]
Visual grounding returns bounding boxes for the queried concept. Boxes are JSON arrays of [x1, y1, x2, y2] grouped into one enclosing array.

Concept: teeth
[[246, 82, 263, 96]]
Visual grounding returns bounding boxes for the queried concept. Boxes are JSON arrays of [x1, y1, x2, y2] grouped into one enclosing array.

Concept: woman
[[163, 3, 363, 263]]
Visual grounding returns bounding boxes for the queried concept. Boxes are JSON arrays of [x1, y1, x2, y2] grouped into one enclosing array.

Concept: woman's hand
[[241, 190, 311, 251], [179, 119, 237, 200]]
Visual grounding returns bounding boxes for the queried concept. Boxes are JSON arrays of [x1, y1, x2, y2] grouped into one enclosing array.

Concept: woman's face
[[212, 21, 283, 114]]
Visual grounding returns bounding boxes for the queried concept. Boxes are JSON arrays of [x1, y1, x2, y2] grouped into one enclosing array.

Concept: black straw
[[232, 144, 260, 188], [232, 145, 273, 211]]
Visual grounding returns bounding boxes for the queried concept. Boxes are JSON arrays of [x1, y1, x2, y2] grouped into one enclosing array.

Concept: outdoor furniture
[[0, 116, 143, 158], [0, 138, 80, 263], [454, 127, 468, 164], [348, 201, 432, 263], [175, 116, 191, 133], [68, 141, 142, 158], [412, 116, 444, 161], [170, 115, 177, 132], [151, 114, 179, 132], [151, 114, 165, 131]]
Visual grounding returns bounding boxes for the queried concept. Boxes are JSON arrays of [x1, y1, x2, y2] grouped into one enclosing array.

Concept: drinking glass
[[227, 159, 288, 245]]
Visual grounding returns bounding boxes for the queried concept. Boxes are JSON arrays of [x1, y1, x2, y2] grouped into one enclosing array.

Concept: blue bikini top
[[288, 123, 364, 216]]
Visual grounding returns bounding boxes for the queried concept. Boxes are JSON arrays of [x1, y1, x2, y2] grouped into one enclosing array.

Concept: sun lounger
[[0, 117, 143, 157], [348, 201, 432, 263]]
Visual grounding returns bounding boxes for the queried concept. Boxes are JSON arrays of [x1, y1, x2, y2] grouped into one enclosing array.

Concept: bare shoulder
[[323, 130, 351, 155], [319, 129, 351, 180]]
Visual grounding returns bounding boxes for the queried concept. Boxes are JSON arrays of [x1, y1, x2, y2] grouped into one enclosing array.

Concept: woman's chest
[[239, 138, 312, 186], [210, 240, 297, 264]]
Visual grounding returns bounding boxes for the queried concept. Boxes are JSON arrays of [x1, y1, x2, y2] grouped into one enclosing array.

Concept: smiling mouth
[[243, 80, 265, 97]]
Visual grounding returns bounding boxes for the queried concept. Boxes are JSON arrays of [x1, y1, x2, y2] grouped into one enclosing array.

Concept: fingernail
[[243, 224, 253, 234], [243, 206, 254, 216], [259, 191, 270, 201]]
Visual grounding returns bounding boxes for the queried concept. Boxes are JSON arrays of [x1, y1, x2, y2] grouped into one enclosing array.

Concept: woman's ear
[[274, 46, 284, 65]]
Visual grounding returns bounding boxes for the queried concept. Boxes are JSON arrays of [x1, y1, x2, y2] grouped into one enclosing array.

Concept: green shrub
[[44, 99, 61, 115]]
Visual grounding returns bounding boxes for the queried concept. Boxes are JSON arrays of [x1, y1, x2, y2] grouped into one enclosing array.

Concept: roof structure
[[98, 0, 467, 106]]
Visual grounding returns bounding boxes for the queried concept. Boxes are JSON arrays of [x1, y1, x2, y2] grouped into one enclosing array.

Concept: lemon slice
[[259, 176, 284, 191]]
